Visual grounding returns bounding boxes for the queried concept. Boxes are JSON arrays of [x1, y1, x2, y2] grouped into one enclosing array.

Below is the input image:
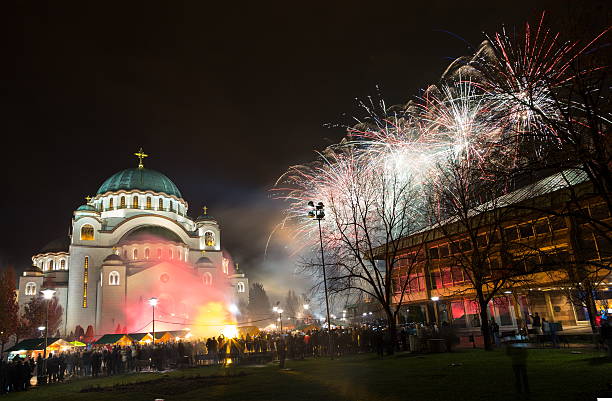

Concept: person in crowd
[[531, 312, 542, 335], [490, 318, 501, 347], [506, 340, 530, 396]]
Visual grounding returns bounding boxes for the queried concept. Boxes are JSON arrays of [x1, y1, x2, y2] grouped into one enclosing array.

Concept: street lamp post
[[308, 201, 333, 359], [149, 297, 158, 344], [278, 308, 284, 332], [430, 296, 440, 327], [40, 289, 56, 385]]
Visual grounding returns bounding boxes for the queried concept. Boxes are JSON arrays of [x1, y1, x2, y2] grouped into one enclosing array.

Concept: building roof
[[40, 236, 70, 254], [5, 338, 61, 352], [94, 334, 130, 345], [407, 169, 590, 241], [128, 333, 151, 342], [97, 167, 182, 198]]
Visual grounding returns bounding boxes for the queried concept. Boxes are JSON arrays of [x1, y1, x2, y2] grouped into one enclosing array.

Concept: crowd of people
[[1, 326, 423, 394]]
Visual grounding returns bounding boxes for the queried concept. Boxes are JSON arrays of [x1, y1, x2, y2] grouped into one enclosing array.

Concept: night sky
[[1, 1, 606, 294]]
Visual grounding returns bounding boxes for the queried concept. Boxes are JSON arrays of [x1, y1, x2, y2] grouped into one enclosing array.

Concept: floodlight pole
[[310, 201, 333, 359]]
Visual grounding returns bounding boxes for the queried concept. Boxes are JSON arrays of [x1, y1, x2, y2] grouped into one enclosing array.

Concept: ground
[[6, 348, 612, 401]]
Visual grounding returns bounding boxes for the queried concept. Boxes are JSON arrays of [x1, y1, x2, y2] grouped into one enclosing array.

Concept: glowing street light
[[40, 288, 55, 383], [149, 297, 158, 344], [430, 296, 440, 326]]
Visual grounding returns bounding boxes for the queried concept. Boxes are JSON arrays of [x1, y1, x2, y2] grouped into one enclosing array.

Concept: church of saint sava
[[17, 150, 248, 336]]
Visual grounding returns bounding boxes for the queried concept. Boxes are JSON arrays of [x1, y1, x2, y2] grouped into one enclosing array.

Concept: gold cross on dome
[[85, 195, 92, 203], [134, 147, 148, 169], [203, 206, 208, 215]]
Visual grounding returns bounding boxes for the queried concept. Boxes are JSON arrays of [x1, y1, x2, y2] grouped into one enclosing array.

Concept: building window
[[145, 248, 150, 259], [237, 282, 245, 293], [157, 248, 162, 259], [158, 198, 164, 210], [203, 272, 212, 286], [205, 231, 215, 247], [146, 196, 152, 210], [169, 249, 173, 259], [120, 196, 126, 208], [81, 224, 95, 241], [123, 250, 128, 259], [109, 271, 120, 286], [25, 282, 36, 296], [48, 260, 54, 270], [109, 198, 114, 210], [222, 258, 229, 274], [132, 196, 139, 209], [83, 256, 89, 308], [133, 249, 138, 260], [60, 259, 66, 269], [170, 201, 174, 212]]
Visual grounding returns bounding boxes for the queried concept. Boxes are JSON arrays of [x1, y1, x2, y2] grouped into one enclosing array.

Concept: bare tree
[[426, 156, 550, 350], [298, 152, 428, 353]]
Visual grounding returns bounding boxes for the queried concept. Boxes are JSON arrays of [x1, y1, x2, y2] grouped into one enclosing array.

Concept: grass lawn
[[6, 348, 612, 401]]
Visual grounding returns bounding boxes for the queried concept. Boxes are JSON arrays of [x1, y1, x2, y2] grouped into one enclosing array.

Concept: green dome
[[97, 168, 182, 198], [77, 204, 96, 211]]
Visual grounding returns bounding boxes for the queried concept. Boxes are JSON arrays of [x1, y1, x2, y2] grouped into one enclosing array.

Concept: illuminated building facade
[[18, 150, 248, 335], [387, 171, 611, 333]]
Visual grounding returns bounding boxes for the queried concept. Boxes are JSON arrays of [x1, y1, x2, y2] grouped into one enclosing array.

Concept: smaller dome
[[77, 204, 96, 212], [196, 214, 216, 223], [103, 254, 123, 263], [196, 256, 213, 265], [119, 226, 184, 245], [40, 237, 70, 254]]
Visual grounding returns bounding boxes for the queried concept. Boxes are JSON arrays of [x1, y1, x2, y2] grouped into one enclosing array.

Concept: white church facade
[[18, 150, 248, 336]]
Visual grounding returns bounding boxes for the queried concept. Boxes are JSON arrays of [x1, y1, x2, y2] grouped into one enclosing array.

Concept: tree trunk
[[478, 294, 493, 351], [585, 290, 598, 335], [386, 309, 397, 355]]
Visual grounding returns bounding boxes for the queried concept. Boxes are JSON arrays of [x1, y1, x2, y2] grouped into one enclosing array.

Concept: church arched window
[[109, 198, 114, 210], [123, 250, 128, 259], [133, 249, 138, 260], [203, 272, 212, 286], [157, 248, 162, 259], [222, 258, 229, 274], [81, 224, 94, 241], [25, 282, 36, 296], [205, 231, 215, 247], [60, 259, 66, 269], [109, 271, 120, 286], [169, 249, 173, 259], [146, 197, 152, 210], [237, 282, 245, 293], [132, 196, 139, 209], [48, 260, 54, 270], [145, 248, 150, 259], [158, 198, 164, 211]]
